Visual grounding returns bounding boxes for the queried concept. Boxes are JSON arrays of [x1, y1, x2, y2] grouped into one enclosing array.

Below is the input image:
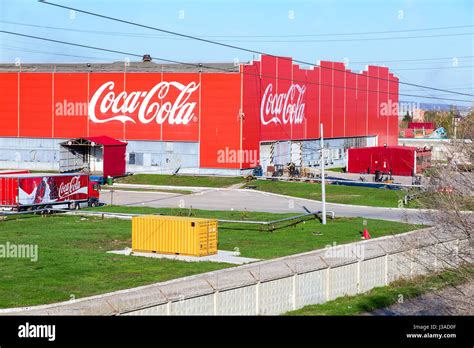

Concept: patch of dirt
[[368, 280, 474, 316]]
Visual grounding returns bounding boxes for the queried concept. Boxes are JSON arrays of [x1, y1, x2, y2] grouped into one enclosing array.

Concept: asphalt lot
[[101, 187, 430, 224]]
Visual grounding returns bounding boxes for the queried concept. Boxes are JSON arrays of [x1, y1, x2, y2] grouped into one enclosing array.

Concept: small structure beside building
[[347, 146, 431, 176], [59, 136, 127, 181]]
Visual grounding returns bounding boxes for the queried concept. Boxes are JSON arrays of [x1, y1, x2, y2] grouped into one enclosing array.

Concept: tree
[[457, 109, 474, 140], [398, 134, 473, 314], [402, 110, 412, 123]]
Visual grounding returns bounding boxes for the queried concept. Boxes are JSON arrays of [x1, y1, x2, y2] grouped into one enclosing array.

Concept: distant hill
[[399, 101, 472, 113]]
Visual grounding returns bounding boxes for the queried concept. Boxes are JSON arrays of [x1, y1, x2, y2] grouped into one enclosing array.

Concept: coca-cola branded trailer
[[0, 55, 399, 173], [0, 173, 100, 211]]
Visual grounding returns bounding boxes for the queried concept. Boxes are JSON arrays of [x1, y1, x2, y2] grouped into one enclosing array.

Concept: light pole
[[320, 123, 327, 225]]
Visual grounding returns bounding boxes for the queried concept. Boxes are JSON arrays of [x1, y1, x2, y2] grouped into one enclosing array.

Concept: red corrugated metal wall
[[320, 61, 333, 138], [0, 73, 19, 136], [0, 55, 399, 169], [53, 73, 89, 138], [199, 73, 241, 168], [242, 56, 399, 146], [242, 63, 262, 169]]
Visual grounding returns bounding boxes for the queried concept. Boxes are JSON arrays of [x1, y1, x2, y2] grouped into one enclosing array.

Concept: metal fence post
[[319, 256, 331, 301], [378, 244, 389, 285], [248, 270, 260, 315], [255, 282, 260, 315], [292, 273, 297, 310], [356, 260, 361, 293], [214, 291, 219, 315]]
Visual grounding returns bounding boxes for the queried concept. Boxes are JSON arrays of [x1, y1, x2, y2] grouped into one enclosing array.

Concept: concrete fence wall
[[1, 227, 471, 316]]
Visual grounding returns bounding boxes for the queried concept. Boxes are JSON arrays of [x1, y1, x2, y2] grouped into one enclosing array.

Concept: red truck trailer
[[0, 173, 100, 211], [0, 170, 30, 175]]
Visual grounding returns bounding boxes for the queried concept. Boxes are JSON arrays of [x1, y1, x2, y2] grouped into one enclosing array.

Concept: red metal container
[[0, 173, 100, 210], [347, 146, 431, 176], [408, 122, 435, 129]]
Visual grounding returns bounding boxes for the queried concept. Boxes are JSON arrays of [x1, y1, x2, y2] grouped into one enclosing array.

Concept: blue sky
[[0, 0, 473, 106]]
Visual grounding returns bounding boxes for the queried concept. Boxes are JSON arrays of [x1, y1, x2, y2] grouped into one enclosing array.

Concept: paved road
[[102, 188, 430, 224]]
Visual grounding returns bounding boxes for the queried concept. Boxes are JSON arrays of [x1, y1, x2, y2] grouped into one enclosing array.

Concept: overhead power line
[[189, 32, 474, 43], [1, 29, 472, 104], [4, 21, 473, 66], [0, 30, 205, 68], [392, 65, 474, 71], [38, 0, 474, 98], [2, 19, 473, 38], [4, 24, 473, 68], [0, 44, 119, 61], [350, 56, 474, 64]]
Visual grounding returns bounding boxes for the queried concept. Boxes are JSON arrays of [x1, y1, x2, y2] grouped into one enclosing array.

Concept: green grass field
[[246, 180, 408, 208], [89, 205, 421, 259], [285, 268, 471, 315], [103, 186, 193, 195], [0, 215, 229, 308], [326, 167, 346, 173], [115, 174, 244, 188], [0, 208, 421, 308]]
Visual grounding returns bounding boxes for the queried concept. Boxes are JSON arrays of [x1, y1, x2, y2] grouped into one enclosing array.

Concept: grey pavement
[[107, 249, 259, 265], [102, 187, 431, 224]]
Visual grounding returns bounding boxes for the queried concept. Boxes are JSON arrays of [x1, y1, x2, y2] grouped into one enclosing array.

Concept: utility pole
[[320, 123, 327, 225]]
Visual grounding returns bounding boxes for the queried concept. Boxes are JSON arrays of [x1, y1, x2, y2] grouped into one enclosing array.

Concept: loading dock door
[[290, 142, 302, 166], [59, 145, 86, 173], [89, 146, 104, 173], [260, 144, 272, 173], [274, 142, 291, 165]]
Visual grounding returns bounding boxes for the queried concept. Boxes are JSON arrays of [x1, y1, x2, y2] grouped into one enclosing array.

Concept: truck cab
[[88, 180, 101, 207]]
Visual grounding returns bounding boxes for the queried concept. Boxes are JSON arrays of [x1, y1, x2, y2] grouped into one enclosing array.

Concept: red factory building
[[0, 55, 399, 175]]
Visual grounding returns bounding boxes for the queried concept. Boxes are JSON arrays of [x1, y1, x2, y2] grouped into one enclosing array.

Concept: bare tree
[[395, 117, 473, 314]]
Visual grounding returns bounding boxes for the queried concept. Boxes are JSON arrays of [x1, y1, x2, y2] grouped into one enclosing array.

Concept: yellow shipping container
[[131, 215, 218, 257]]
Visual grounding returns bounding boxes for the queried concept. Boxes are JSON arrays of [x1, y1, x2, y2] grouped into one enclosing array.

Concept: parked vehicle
[[0, 173, 101, 211]]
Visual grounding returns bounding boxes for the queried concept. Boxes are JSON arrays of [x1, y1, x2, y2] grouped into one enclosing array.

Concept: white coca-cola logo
[[58, 176, 82, 199], [260, 83, 306, 125], [88, 81, 200, 124]]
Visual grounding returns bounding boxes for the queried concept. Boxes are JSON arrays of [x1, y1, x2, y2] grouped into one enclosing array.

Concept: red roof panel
[[83, 135, 127, 147]]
